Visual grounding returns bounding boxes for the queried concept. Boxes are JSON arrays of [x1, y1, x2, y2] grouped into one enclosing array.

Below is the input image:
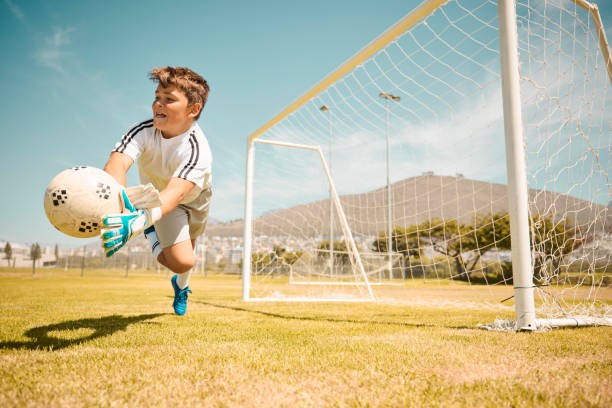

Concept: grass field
[[0, 268, 610, 407]]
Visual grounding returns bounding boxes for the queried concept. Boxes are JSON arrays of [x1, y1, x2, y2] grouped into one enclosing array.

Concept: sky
[[1, 0, 610, 249]]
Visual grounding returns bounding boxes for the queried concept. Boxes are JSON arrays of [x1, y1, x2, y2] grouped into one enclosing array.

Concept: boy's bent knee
[[170, 258, 195, 274], [160, 250, 195, 273], [161, 243, 195, 274], [164, 254, 195, 274]]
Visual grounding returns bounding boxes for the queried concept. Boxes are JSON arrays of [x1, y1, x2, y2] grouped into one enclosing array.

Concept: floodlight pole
[[379, 92, 400, 279], [320, 105, 334, 278]]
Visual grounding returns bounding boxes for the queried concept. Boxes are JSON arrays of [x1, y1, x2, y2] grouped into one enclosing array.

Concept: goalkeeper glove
[[125, 183, 162, 208], [101, 190, 162, 258]]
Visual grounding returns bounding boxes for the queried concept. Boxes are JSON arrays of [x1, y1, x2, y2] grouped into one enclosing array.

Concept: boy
[[101, 66, 212, 316]]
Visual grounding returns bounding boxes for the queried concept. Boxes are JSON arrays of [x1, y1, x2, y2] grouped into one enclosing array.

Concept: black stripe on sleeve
[[183, 132, 200, 179], [178, 131, 200, 180], [178, 134, 195, 179], [113, 119, 154, 154]]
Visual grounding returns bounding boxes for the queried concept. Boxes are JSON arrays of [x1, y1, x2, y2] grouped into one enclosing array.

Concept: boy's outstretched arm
[[104, 151, 194, 214], [100, 176, 195, 257], [159, 178, 196, 216], [104, 152, 134, 187]]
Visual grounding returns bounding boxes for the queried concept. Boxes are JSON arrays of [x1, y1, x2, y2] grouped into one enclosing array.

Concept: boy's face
[[152, 85, 201, 138]]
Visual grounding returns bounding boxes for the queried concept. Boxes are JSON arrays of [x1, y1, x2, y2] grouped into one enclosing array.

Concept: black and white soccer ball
[[43, 166, 123, 238]]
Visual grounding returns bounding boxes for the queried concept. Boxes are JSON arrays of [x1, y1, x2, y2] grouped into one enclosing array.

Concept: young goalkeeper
[[101, 66, 212, 316]]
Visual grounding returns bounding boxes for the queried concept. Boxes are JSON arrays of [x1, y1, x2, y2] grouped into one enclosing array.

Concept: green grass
[[0, 268, 610, 407]]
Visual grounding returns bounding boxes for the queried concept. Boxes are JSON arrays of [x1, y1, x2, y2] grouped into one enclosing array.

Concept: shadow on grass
[[0, 313, 165, 351], [193, 300, 474, 330]]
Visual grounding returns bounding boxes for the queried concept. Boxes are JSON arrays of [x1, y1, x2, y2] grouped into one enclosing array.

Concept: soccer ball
[[44, 166, 123, 238]]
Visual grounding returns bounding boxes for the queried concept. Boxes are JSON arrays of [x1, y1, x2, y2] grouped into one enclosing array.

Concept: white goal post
[[243, 138, 375, 302], [241, 0, 612, 330]]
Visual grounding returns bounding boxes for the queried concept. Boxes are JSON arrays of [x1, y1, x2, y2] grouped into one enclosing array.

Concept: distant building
[[0, 240, 56, 268], [227, 248, 243, 264], [205, 249, 223, 264]]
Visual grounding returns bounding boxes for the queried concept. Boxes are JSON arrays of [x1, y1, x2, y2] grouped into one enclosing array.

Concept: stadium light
[[379, 93, 400, 277]]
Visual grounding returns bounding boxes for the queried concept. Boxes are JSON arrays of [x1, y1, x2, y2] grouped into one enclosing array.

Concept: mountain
[[207, 217, 222, 225], [206, 174, 611, 238]]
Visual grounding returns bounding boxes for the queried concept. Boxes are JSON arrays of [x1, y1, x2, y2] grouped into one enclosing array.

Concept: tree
[[250, 246, 305, 275], [371, 225, 428, 277], [4, 242, 12, 267], [414, 217, 470, 279], [372, 213, 512, 282], [371, 225, 425, 258], [54, 244, 60, 267], [371, 212, 583, 284], [447, 213, 512, 276], [317, 240, 350, 265], [282, 250, 304, 266], [270, 245, 286, 265], [251, 251, 273, 272], [30, 243, 42, 276], [530, 215, 584, 282]]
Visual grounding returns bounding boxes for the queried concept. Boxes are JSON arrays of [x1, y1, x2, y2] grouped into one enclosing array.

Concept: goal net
[[242, 0, 611, 327], [288, 249, 405, 286]]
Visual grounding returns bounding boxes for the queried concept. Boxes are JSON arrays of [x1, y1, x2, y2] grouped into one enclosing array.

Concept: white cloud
[[247, 83, 510, 211], [209, 173, 246, 220], [4, 0, 24, 21], [34, 27, 75, 73]]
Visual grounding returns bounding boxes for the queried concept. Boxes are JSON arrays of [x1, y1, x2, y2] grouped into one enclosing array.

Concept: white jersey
[[112, 119, 212, 212]]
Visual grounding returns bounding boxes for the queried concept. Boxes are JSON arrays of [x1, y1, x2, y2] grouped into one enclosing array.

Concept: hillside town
[[2, 227, 611, 276]]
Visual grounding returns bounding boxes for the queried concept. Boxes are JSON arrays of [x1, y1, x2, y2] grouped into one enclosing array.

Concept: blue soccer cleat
[[171, 274, 192, 316]]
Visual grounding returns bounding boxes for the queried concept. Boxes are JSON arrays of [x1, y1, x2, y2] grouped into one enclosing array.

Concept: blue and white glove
[[101, 190, 162, 258]]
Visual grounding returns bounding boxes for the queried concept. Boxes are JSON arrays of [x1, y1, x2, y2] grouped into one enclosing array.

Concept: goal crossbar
[[572, 0, 612, 84]]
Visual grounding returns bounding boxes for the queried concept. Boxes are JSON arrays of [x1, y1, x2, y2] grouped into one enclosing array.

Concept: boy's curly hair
[[149, 66, 210, 120]]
